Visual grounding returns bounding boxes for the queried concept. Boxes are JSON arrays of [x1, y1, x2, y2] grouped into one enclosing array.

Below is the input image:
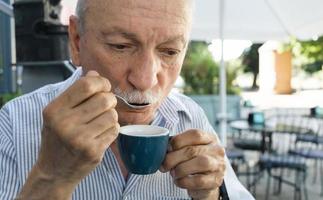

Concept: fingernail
[[86, 70, 99, 76], [159, 166, 165, 173], [167, 144, 173, 152], [170, 169, 175, 178]]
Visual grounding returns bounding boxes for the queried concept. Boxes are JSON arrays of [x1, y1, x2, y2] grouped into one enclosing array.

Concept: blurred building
[[0, 0, 13, 94], [0, 0, 75, 94]]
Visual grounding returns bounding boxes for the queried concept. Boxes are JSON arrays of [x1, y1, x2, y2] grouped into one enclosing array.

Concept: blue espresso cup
[[117, 125, 169, 175]]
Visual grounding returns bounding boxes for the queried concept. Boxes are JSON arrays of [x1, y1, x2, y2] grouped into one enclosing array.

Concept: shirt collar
[[157, 91, 192, 128], [57, 66, 83, 96]]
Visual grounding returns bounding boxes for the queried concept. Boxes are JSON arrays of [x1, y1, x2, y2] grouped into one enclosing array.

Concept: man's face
[[69, 0, 191, 125]]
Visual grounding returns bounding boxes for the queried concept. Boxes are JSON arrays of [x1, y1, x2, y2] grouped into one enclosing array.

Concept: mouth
[[129, 103, 150, 106]]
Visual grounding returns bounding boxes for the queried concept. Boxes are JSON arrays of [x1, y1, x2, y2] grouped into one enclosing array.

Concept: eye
[[160, 48, 180, 57], [107, 43, 131, 51], [166, 50, 178, 56]]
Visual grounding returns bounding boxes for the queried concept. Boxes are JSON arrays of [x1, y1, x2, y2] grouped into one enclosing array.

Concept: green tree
[[181, 41, 240, 95], [281, 36, 323, 74], [181, 41, 219, 94], [0, 92, 21, 107], [287, 36, 323, 73], [241, 43, 263, 89]]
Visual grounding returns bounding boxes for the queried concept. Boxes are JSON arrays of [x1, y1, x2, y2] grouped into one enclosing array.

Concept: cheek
[[79, 40, 129, 81], [159, 64, 182, 92]]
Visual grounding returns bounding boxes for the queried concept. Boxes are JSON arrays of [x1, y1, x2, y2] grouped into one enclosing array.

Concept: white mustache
[[113, 87, 161, 104]]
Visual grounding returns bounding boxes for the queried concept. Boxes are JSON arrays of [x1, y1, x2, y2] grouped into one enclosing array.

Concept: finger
[[187, 189, 215, 199], [86, 70, 100, 76], [95, 123, 120, 146], [171, 155, 225, 180], [54, 75, 111, 109], [73, 92, 117, 123], [174, 172, 222, 190], [170, 130, 216, 151], [162, 144, 224, 171], [80, 109, 119, 138]]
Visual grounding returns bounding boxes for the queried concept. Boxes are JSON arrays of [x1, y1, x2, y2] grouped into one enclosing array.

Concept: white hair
[[75, 0, 87, 20], [113, 87, 162, 104], [75, 0, 88, 33]]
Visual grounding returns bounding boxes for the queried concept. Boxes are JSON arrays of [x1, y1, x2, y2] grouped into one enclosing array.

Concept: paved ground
[[241, 89, 323, 109]]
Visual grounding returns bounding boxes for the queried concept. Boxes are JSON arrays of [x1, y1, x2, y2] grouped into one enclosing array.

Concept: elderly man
[[0, 0, 254, 199]]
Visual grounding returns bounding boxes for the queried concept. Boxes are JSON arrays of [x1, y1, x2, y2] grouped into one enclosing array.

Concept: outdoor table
[[304, 114, 323, 119], [230, 119, 311, 153], [230, 120, 273, 153]]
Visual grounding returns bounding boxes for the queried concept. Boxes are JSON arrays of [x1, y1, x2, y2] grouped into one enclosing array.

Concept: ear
[[69, 15, 81, 66]]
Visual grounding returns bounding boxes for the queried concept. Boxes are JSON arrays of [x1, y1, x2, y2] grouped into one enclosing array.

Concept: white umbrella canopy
[[190, 0, 323, 145], [191, 0, 323, 42]]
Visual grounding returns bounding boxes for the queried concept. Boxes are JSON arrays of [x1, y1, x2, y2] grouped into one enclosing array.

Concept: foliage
[[0, 92, 21, 107], [181, 41, 218, 94], [226, 60, 241, 95], [0, 54, 3, 67], [240, 43, 263, 89], [284, 36, 323, 73], [181, 41, 240, 95]]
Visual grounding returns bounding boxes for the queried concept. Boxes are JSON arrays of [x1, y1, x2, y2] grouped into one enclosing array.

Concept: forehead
[[84, 0, 192, 40], [87, 0, 191, 20]]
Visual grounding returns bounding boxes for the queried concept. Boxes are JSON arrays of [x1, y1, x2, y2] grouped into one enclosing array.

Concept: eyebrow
[[162, 35, 187, 48], [101, 27, 140, 43]]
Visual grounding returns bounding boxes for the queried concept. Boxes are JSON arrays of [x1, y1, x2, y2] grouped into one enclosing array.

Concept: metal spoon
[[115, 94, 150, 109]]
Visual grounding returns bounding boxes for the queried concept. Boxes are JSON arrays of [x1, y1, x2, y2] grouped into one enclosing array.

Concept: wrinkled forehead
[[83, 0, 193, 26]]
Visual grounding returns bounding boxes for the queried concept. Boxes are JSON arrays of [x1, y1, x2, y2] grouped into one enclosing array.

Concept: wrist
[[192, 188, 219, 200], [213, 188, 220, 200], [17, 165, 77, 200]]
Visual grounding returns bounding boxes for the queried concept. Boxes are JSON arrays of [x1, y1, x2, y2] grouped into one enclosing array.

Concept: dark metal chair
[[295, 117, 323, 145], [289, 118, 323, 196], [295, 134, 323, 144], [259, 153, 307, 200], [230, 120, 268, 195], [289, 148, 323, 196], [258, 115, 311, 200], [226, 149, 253, 190], [231, 125, 264, 152]]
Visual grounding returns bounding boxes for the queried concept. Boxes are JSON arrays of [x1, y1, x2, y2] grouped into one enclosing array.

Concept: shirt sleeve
[[0, 106, 21, 199], [198, 109, 255, 200], [224, 157, 255, 200]]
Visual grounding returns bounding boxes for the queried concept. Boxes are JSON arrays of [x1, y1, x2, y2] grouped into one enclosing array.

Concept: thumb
[[86, 70, 100, 77]]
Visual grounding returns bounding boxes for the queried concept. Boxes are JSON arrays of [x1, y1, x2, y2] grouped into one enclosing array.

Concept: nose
[[128, 51, 159, 91]]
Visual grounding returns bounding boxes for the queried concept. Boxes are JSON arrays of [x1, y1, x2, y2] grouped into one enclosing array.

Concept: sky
[[60, 0, 77, 25]]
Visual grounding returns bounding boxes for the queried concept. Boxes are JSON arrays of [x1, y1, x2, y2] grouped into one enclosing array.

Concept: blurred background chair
[[229, 116, 268, 194], [258, 114, 313, 200], [289, 117, 323, 196]]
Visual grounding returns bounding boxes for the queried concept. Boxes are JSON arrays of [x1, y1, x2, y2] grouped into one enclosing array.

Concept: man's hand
[[160, 129, 226, 200], [18, 71, 119, 199]]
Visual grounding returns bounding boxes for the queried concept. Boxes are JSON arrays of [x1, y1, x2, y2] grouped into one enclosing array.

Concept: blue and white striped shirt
[[0, 68, 254, 200]]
